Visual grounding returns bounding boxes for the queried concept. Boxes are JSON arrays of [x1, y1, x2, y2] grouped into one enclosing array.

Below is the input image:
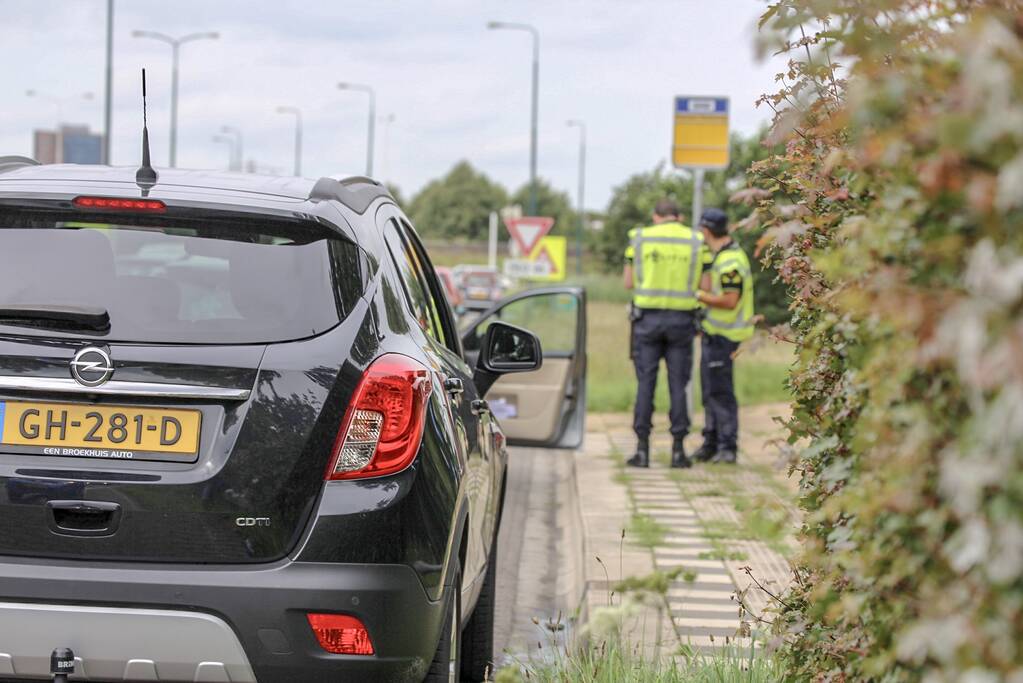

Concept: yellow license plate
[[0, 400, 201, 461]]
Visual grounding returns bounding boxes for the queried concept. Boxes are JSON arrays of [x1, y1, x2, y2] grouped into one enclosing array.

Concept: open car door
[[461, 287, 587, 448]]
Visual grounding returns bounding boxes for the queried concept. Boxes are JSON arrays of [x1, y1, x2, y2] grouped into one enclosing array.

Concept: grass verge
[[585, 300, 792, 414], [494, 641, 781, 682]]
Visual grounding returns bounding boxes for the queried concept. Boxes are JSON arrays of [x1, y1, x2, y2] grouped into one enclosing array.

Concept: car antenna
[[135, 68, 158, 195]]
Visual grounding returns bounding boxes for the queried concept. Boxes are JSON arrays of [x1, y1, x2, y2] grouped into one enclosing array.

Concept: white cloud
[[0, 0, 785, 210]]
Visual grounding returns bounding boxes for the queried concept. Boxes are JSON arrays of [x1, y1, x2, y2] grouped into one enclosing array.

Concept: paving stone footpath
[[575, 405, 796, 657]]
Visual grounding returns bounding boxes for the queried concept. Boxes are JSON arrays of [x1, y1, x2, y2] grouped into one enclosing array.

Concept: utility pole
[[276, 106, 303, 176], [487, 21, 540, 215], [132, 30, 219, 167], [488, 211, 499, 270], [212, 134, 236, 171], [220, 126, 243, 171], [337, 82, 376, 177], [566, 119, 586, 275], [692, 168, 705, 228], [379, 113, 396, 182], [103, 0, 113, 164]]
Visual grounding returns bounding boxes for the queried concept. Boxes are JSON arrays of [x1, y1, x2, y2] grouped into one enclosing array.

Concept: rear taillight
[[73, 196, 166, 212], [326, 354, 432, 481], [307, 613, 375, 655]]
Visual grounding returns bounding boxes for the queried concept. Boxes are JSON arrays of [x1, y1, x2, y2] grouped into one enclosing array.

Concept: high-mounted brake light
[[307, 613, 375, 655], [73, 196, 166, 212], [326, 354, 432, 481]]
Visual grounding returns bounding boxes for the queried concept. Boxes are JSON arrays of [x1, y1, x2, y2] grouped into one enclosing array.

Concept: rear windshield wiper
[[0, 304, 111, 332]]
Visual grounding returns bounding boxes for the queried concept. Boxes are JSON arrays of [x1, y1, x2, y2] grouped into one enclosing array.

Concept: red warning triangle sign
[[505, 216, 554, 255], [532, 242, 560, 277]]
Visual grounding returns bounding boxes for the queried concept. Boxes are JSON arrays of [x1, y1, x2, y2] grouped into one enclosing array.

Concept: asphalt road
[[493, 446, 576, 667]]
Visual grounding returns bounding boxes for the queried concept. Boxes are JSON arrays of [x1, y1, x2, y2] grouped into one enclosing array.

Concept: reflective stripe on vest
[[702, 245, 755, 341], [629, 224, 704, 309]]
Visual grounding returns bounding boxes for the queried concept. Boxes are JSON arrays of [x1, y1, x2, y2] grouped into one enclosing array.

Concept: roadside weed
[[627, 513, 669, 548]]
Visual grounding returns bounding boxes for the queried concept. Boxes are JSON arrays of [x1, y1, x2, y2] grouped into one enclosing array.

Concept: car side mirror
[[473, 322, 543, 396]]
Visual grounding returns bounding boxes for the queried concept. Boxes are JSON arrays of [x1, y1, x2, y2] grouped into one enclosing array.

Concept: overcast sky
[[1, 0, 784, 211]]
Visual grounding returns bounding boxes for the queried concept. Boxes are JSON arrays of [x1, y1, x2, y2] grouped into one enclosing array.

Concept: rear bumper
[[0, 556, 443, 682]]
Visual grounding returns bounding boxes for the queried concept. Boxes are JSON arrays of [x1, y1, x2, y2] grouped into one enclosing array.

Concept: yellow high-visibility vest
[[702, 243, 755, 342], [625, 222, 704, 311]]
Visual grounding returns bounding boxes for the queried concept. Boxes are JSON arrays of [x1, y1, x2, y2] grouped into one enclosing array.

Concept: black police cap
[[699, 208, 729, 236]]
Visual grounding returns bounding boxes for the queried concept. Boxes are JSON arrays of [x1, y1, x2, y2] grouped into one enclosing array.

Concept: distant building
[[32, 131, 58, 164], [32, 125, 103, 164]]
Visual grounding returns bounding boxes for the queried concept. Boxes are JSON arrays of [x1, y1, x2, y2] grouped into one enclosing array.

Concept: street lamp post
[[379, 113, 395, 182], [132, 29, 219, 168], [212, 134, 236, 171], [566, 119, 587, 276], [26, 90, 95, 163], [276, 107, 303, 176], [103, 0, 113, 164], [337, 83, 376, 177], [487, 21, 539, 215], [220, 126, 243, 171]]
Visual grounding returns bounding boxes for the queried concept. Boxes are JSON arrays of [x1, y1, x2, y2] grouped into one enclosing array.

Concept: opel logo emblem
[[70, 347, 114, 388]]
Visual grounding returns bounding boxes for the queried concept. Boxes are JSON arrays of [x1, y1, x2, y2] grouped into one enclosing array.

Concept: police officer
[[692, 208, 755, 465], [623, 199, 705, 468]]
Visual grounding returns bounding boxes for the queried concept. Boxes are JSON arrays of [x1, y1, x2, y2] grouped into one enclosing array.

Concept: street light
[[212, 134, 236, 171], [487, 21, 539, 215], [337, 82, 376, 177], [26, 90, 95, 163], [566, 119, 587, 276], [103, 0, 113, 164], [379, 113, 395, 182], [276, 106, 303, 177], [220, 126, 243, 171], [132, 29, 219, 168]]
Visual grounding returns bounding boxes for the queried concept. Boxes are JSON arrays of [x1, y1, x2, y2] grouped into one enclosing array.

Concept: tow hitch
[[50, 648, 74, 682]]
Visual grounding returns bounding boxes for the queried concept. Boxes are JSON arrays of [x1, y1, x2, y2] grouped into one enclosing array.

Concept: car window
[[0, 214, 356, 344], [464, 292, 579, 356], [398, 219, 460, 355], [383, 220, 444, 344]]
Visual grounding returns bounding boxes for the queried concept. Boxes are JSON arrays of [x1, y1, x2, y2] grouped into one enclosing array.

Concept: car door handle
[[444, 377, 464, 396], [471, 399, 489, 415]]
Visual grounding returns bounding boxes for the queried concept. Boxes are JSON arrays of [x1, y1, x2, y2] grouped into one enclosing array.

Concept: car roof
[[0, 160, 397, 245], [0, 162, 317, 199]]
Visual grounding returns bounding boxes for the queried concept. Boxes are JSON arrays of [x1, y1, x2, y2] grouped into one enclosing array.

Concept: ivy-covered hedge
[[745, 1, 1023, 680]]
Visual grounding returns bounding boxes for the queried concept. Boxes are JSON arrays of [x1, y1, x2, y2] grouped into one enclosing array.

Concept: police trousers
[[700, 333, 740, 452], [631, 309, 697, 441]]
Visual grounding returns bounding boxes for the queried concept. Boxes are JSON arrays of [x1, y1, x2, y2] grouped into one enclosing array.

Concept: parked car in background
[[0, 158, 587, 683], [455, 266, 504, 312], [435, 266, 464, 314]]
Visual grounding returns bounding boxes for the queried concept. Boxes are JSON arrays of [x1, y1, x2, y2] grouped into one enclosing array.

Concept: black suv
[[0, 158, 586, 682]]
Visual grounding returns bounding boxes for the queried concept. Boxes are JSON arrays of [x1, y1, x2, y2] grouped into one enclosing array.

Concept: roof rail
[[308, 175, 391, 214], [0, 156, 41, 175]]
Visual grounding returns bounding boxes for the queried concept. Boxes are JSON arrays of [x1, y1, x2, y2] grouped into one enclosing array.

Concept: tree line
[[401, 132, 788, 323]]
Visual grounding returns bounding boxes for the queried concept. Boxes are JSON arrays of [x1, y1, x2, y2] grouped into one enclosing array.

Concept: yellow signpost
[[672, 96, 730, 170], [527, 236, 567, 282]]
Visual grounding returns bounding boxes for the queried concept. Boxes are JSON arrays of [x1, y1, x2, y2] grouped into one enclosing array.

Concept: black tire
[[460, 543, 496, 682], [424, 563, 462, 683]]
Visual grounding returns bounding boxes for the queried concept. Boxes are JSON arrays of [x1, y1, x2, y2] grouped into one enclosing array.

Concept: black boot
[[691, 442, 716, 463], [671, 439, 692, 469], [626, 440, 649, 468], [709, 450, 737, 465]]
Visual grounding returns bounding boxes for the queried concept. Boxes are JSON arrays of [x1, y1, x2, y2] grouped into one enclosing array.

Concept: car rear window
[[0, 212, 360, 344]]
